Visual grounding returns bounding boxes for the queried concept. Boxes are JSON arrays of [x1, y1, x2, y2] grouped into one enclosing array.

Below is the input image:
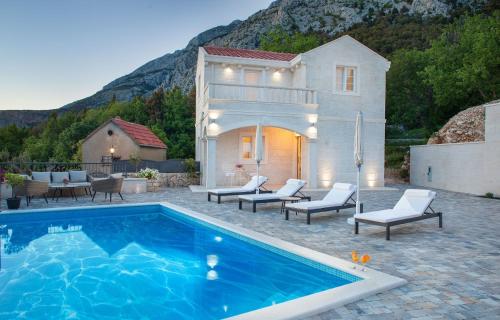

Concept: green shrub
[[485, 192, 494, 198], [399, 168, 409, 181], [4, 173, 24, 198], [184, 158, 197, 178]]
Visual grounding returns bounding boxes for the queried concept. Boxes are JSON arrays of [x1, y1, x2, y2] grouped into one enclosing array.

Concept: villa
[[195, 35, 390, 189]]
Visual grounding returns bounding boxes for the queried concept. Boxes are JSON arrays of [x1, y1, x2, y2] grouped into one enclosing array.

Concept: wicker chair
[[22, 180, 49, 206], [91, 177, 124, 202]]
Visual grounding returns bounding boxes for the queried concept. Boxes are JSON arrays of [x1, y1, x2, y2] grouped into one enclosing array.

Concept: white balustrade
[[204, 83, 317, 105]]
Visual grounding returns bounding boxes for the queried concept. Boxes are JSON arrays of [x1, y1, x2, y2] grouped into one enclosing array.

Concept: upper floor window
[[335, 66, 358, 94]]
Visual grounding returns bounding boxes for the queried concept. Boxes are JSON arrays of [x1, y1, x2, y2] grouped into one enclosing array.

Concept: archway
[[212, 126, 306, 187]]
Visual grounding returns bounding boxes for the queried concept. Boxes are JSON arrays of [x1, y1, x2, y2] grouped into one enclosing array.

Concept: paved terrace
[[2, 185, 500, 319]]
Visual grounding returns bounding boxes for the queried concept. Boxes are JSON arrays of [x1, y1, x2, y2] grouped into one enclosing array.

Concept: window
[[335, 66, 357, 93], [239, 135, 266, 162], [241, 136, 253, 160]]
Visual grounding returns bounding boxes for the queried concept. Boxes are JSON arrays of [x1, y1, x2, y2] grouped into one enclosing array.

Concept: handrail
[[206, 82, 315, 92], [204, 82, 317, 105]]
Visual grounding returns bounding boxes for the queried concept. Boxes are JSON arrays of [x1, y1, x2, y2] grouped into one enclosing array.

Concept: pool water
[[0, 205, 359, 319]]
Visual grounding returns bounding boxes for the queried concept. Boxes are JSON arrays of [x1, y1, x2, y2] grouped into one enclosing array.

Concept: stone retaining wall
[[128, 173, 200, 189]]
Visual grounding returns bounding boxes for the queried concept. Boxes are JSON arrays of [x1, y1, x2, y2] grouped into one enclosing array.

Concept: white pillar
[[206, 137, 217, 188], [306, 138, 318, 189]]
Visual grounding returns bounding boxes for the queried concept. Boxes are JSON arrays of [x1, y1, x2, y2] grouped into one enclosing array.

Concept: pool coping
[[1, 202, 407, 319]]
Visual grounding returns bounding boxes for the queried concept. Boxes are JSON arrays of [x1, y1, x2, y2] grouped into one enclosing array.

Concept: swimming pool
[[0, 203, 405, 319]]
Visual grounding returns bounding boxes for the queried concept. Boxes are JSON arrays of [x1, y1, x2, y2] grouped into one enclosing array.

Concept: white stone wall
[[301, 36, 388, 187], [410, 102, 500, 196]]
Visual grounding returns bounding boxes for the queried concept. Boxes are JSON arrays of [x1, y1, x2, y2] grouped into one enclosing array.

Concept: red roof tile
[[112, 117, 167, 149], [204, 46, 297, 62]]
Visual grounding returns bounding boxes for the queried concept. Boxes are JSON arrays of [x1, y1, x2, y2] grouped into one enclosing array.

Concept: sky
[[0, 0, 273, 110]]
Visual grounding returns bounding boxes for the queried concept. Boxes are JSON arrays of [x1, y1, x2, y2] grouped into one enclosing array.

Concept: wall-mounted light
[[109, 146, 115, 155], [308, 114, 318, 125], [223, 64, 233, 77], [367, 173, 377, 187], [209, 118, 216, 125], [272, 70, 282, 81], [310, 122, 316, 127]]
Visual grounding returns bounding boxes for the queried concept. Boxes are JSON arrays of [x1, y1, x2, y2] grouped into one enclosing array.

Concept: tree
[[260, 27, 324, 53], [422, 13, 499, 119], [386, 49, 435, 130]]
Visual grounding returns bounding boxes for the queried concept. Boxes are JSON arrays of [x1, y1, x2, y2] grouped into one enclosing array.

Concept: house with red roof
[[196, 35, 391, 189], [82, 117, 167, 163]]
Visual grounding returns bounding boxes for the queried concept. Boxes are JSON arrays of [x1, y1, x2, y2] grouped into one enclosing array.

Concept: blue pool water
[[0, 205, 360, 319]]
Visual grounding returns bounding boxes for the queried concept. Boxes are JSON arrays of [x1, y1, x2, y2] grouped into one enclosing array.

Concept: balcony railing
[[203, 83, 317, 105]]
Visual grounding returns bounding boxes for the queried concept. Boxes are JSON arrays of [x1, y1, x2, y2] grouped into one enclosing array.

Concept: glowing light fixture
[[206, 254, 219, 268], [206, 270, 218, 280]]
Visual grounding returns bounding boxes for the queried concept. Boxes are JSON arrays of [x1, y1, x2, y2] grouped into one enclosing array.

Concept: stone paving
[[3, 184, 500, 319]]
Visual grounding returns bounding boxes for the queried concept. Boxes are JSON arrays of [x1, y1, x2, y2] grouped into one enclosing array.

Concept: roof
[[204, 46, 297, 62], [111, 117, 167, 149]]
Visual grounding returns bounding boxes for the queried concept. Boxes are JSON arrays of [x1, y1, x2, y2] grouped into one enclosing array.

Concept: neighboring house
[[82, 117, 167, 163], [195, 35, 390, 188], [411, 101, 500, 196]]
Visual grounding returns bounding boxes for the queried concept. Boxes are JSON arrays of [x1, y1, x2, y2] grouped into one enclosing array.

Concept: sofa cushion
[[51, 172, 70, 183], [31, 171, 51, 182], [69, 170, 87, 182]]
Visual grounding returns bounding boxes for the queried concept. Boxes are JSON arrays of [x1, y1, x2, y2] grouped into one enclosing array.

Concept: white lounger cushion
[[355, 189, 436, 223], [276, 179, 306, 196], [239, 179, 306, 201], [354, 209, 423, 223], [286, 183, 356, 211], [209, 176, 267, 195], [323, 183, 356, 204], [239, 193, 283, 201], [393, 189, 436, 214], [286, 200, 339, 211]]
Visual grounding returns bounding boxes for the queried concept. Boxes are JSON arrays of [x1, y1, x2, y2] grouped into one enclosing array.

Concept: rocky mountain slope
[[0, 0, 487, 126]]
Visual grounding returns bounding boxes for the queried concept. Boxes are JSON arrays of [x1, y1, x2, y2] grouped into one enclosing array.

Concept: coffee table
[[279, 196, 303, 214], [49, 184, 79, 201]]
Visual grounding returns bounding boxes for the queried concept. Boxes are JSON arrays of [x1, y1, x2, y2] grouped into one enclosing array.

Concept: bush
[[399, 168, 409, 181], [485, 192, 494, 198], [183, 158, 197, 178]]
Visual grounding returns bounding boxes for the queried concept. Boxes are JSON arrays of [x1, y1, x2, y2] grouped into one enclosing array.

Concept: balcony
[[203, 83, 317, 106]]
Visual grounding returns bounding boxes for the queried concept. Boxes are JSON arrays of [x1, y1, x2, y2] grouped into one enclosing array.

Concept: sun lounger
[[354, 189, 442, 240], [208, 176, 268, 203], [238, 179, 307, 212], [285, 183, 359, 224]]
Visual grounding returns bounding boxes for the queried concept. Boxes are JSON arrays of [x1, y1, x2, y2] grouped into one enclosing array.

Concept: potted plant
[[4, 173, 24, 210], [137, 168, 160, 191]]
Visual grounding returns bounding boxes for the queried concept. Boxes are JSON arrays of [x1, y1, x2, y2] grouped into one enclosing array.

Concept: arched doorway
[[212, 126, 305, 187]]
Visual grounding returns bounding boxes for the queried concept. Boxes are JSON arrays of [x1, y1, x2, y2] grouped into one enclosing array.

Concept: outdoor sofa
[[207, 175, 269, 203], [238, 179, 308, 212], [24, 170, 92, 201], [285, 182, 360, 224], [354, 189, 442, 240]]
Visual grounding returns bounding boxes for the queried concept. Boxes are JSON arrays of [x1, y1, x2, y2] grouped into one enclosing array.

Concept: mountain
[[0, 0, 488, 126], [0, 109, 53, 128]]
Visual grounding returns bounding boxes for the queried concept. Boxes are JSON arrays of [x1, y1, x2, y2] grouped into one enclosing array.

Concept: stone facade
[[196, 36, 389, 189]]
